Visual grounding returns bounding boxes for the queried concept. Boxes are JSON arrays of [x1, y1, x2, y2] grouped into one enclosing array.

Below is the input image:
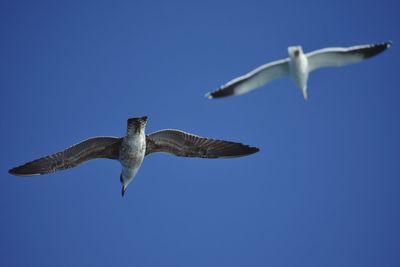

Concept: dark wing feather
[[145, 129, 259, 158], [9, 137, 122, 176]]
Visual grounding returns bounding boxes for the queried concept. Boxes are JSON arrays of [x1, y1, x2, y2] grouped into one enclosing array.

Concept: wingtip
[[204, 92, 214, 99], [386, 40, 393, 48], [371, 41, 392, 47], [239, 145, 260, 156], [206, 90, 225, 99], [8, 162, 44, 177], [250, 146, 260, 155], [205, 85, 236, 99], [378, 41, 392, 49], [8, 165, 25, 176], [8, 166, 31, 176], [361, 41, 392, 59]]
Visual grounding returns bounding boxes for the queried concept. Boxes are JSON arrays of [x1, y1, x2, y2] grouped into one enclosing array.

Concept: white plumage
[[206, 42, 391, 100]]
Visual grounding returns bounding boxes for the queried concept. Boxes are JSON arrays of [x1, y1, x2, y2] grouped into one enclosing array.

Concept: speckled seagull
[[9, 116, 259, 196], [206, 42, 391, 100]]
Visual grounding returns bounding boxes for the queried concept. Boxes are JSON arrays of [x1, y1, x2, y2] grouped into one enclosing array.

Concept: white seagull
[[9, 116, 259, 196], [206, 42, 391, 100]]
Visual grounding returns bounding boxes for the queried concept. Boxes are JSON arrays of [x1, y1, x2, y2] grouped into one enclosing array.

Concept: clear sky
[[1, 0, 399, 266]]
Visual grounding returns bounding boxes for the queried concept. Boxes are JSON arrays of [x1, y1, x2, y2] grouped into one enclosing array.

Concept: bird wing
[[145, 129, 259, 158], [9, 137, 122, 176], [206, 58, 290, 98], [306, 42, 391, 72]]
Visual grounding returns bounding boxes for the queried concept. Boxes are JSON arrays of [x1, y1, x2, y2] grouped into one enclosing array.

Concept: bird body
[[206, 42, 391, 100], [288, 46, 309, 99], [9, 116, 259, 196], [119, 117, 147, 196]]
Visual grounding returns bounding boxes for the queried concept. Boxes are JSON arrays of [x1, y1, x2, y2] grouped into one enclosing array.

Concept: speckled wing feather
[[145, 129, 259, 158], [306, 42, 391, 72], [9, 137, 122, 176]]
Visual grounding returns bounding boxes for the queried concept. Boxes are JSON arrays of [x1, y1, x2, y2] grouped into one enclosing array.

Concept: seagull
[[206, 42, 391, 100], [9, 116, 259, 196]]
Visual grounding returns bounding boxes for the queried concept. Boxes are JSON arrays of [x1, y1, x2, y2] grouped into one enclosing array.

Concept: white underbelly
[[290, 55, 309, 89], [119, 135, 146, 170]]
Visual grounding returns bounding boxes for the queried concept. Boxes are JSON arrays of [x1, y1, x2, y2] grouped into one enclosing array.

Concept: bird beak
[[121, 185, 126, 197]]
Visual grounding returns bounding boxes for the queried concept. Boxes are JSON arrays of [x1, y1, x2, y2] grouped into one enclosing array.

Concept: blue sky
[[1, 0, 399, 266]]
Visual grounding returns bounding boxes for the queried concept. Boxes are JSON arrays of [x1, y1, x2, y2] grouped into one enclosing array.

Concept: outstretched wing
[[306, 42, 391, 72], [206, 58, 289, 99], [145, 129, 259, 158], [9, 137, 122, 176]]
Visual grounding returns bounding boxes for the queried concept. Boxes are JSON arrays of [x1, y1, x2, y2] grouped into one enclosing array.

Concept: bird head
[[127, 116, 148, 135], [288, 46, 303, 58]]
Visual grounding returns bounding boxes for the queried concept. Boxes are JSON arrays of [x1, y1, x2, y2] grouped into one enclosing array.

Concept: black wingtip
[[362, 41, 392, 59], [205, 92, 214, 99], [384, 40, 393, 47], [206, 87, 234, 99], [205, 81, 240, 99]]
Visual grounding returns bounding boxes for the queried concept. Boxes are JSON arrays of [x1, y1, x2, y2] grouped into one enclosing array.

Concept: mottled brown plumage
[[9, 117, 260, 195], [146, 129, 259, 158], [9, 137, 122, 176]]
